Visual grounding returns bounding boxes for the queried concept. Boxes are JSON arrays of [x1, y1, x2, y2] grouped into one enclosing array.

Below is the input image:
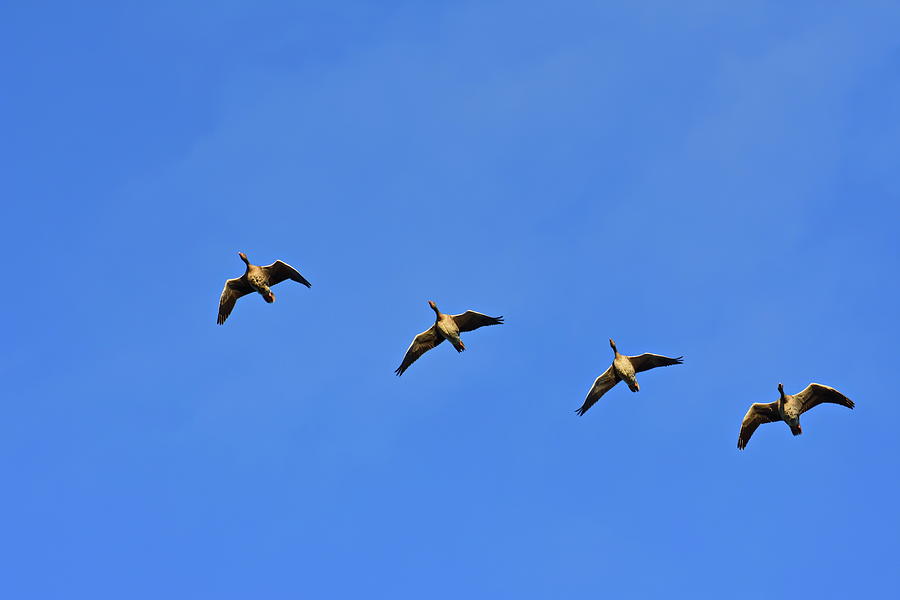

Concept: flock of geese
[[217, 252, 856, 450]]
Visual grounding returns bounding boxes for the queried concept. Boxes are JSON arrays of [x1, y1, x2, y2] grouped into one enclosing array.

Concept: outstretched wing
[[575, 366, 620, 416], [217, 278, 253, 325], [263, 260, 312, 287], [793, 383, 855, 415], [628, 353, 684, 373], [737, 402, 781, 450], [451, 311, 504, 332], [395, 326, 444, 376]]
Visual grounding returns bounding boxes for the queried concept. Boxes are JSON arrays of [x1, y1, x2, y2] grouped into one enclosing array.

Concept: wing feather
[[395, 326, 444, 376], [575, 366, 620, 416], [737, 402, 781, 450], [217, 278, 253, 325], [793, 383, 855, 415], [263, 260, 312, 287], [628, 353, 684, 373], [451, 311, 504, 332]]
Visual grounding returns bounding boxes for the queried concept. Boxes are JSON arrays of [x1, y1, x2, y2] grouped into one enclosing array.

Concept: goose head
[[608, 338, 618, 354], [238, 252, 250, 265], [777, 383, 785, 398], [428, 300, 440, 315]]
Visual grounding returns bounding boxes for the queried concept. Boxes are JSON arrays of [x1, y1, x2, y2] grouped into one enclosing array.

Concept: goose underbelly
[[247, 273, 267, 290], [437, 320, 458, 339], [613, 357, 637, 390], [780, 400, 800, 422], [437, 319, 463, 349]]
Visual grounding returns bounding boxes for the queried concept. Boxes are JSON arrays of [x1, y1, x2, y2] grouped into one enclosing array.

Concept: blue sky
[[2, 1, 899, 597]]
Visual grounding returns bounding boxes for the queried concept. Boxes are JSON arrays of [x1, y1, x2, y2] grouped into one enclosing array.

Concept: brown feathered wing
[[737, 402, 781, 450], [217, 278, 254, 325], [575, 366, 620, 416], [395, 326, 445, 376]]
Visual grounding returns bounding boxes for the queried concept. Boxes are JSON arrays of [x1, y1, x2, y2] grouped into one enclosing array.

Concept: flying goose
[[394, 301, 503, 376], [575, 339, 683, 416], [217, 252, 311, 324], [737, 383, 854, 450]]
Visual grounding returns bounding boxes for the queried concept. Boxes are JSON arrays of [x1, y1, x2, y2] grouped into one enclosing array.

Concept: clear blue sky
[[2, 2, 899, 597]]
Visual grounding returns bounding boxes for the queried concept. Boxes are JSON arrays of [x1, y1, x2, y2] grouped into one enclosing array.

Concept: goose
[[217, 252, 311, 324], [394, 301, 503, 376], [737, 383, 854, 450], [575, 339, 683, 416]]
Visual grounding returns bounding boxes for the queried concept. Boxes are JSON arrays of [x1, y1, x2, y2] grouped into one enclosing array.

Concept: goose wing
[[395, 326, 444, 376], [217, 278, 254, 325], [575, 366, 619, 416], [451, 311, 504, 332], [263, 260, 312, 287], [791, 383, 855, 415], [737, 402, 781, 450], [628, 353, 684, 373]]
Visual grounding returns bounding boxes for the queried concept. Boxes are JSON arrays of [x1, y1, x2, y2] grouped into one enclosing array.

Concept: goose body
[[575, 339, 683, 416], [737, 383, 854, 450], [394, 301, 503, 376], [613, 349, 639, 392], [217, 252, 311, 324], [435, 311, 464, 351]]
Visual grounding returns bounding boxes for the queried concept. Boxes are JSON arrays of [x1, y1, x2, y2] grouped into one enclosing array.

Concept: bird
[[394, 301, 503, 376], [737, 383, 854, 450], [217, 252, 311, 324], [575, 339, 683, 416]]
